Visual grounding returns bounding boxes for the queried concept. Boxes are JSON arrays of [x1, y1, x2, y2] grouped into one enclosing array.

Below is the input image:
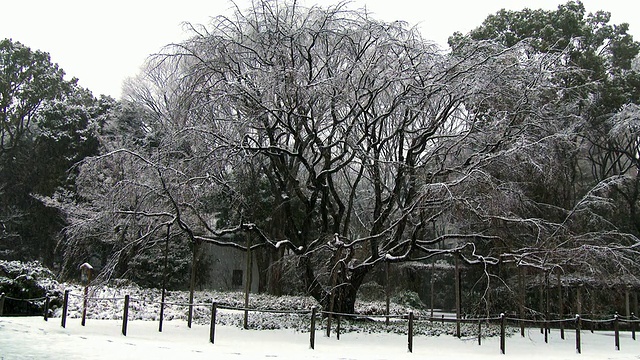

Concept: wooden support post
[[159, 223, 170, 333], [43, 294, 50, 321], [478, 320, 482, 346], [519, 267, 525, 337], [576, 315, 581, 354], [544, 271, 549, 343], [558, 271, 564, 340], [590, 292, 595, 333], [310, 307, 317, 350], [158, 302, 165, 333], [336, 316, 341, 340], [0, 293, 5, 316], [576, 285, 582, 314], [626, 288, 631, 319], [61, 290, 69, 328], [81, 287, 88, 326], [408, 311, 414, 353], [430, 261, 435, 320], [539, 275, 544, 335], [632, 313, 637, 341], [455, 254, 461, 338], [122, 294, 130, 336], [243, 237, 252, 330], [188, 241, 198, 329], [386, 261, 391, 326], [614, 313, 620, 351], [209, 302, 217, 344], [326, 243, 343, 338], [500, 313, 506, 355], [79, 263, 93, 327]]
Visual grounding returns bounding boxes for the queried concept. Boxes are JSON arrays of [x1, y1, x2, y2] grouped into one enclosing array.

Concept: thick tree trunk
[[268, 248, 284, 296], [320, 266, 370, 314], [255, 248, 270, 293]]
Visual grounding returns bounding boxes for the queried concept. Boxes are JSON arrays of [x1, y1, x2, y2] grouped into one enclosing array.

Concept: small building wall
[[201, 245, 259, 293]]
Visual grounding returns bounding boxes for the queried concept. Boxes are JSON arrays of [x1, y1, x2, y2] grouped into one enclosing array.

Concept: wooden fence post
[[614, 313, 620, 351], [0, 293, 4, 316], [386, 261, 391, 327], [576, 315, 581, 354], [500, 313, 506, 355], [43, 294, 50, 321], [454, 254, 461, 338], [310, 307, 317, 350], [159, 223, 170, 333], [61, 290, 69, 328], [626, 288, 631, 319], [632, 313, 637, 341], [557, 272, 564, 340], [544, 271, 550, 343], [408, 311, 414, 353], [158, 300, 165, 333], [478, 320, 482, 346], [243, 237, 253, 330], [210, 302, 217, 344], [336, 315, 341, 340], [81, 288, 88, 326], [519, 267, 525, 337], [122, 295, 130, 336]]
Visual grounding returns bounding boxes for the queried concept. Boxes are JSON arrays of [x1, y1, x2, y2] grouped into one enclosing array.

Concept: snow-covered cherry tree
[[58, 0, 640, 314]]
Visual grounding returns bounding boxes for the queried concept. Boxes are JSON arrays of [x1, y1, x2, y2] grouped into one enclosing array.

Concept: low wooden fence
[[0, 292, 51, 320], [1, 290, 639, 355]]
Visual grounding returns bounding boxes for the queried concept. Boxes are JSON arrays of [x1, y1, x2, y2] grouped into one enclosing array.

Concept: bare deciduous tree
[[57, 1, 640, 314]]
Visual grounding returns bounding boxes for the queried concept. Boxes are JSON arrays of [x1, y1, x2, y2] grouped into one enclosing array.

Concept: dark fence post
[[61, 290, 69, 328], [614, 313, 620, 351], [209, 302, 217, 344], [159, 223, 170, 333], [519, 267, 525, 338], [310, 307, 317, 350], [81, 288, 88, 327], [500, 313, 506, 355], [43, 294, 50, 321], [408, 311, 414, 353], [122, 295, 130, 336], [336, 315, 341, 340], [544, 319, 548, 343], [158, 300, 165, 333], [632, 313, 637, 341], [0, 293, 4, 316], [576, 315, 581, 354], [478, 320, 482, 346]]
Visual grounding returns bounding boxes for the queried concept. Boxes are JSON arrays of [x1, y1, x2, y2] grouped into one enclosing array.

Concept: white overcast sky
[[2, 0, 639, 99]]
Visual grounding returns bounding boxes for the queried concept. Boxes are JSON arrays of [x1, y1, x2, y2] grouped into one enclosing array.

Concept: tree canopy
[[3, 1, 637, 316], [50, 0, 640, 314], [0, 39, 109, 265]]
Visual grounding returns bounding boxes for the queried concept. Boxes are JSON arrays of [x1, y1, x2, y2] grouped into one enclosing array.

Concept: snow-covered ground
[[2, 315, 640, 360]]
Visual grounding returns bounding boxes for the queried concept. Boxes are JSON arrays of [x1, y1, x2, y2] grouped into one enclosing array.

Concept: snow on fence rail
[[1, 290, 639, 355]]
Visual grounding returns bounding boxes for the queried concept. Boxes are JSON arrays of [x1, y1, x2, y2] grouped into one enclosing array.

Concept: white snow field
[[2, 316, 640, 360]]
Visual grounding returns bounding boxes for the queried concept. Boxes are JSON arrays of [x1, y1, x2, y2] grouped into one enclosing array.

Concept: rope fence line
[[1, 290, 639, 355]]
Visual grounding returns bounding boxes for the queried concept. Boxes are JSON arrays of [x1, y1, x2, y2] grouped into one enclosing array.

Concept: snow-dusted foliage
[[0, 260, 495, 337], [53, 282, 499, 337], [49, 0, 640, 319]]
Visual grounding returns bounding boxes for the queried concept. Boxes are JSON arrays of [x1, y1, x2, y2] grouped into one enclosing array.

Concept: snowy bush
[[0, 260, 509, 337], [0, 260, 63, 315]]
